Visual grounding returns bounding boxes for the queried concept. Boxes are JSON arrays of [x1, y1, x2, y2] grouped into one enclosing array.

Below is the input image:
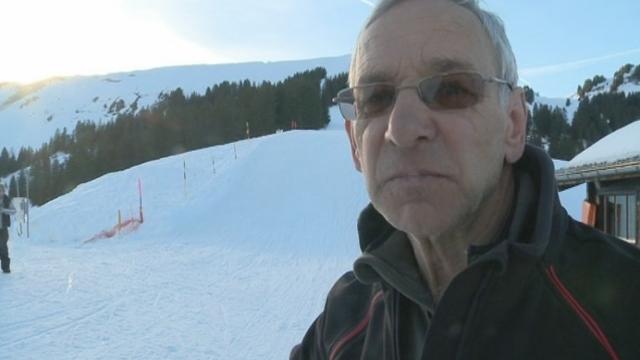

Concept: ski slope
[[0, 107, 366, 358], [0, 108, 584, 359]]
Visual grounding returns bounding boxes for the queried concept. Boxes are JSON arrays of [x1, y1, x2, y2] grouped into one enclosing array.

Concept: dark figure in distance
[[1, 184, 16, 274]]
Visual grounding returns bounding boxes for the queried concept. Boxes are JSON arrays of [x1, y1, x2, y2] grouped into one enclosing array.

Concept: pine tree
[[0, 148, 10, 176], [610, 74, 624, 92], [523, 86, 535, 104], [17, 171, 28, 198], [16, 68, 336, 205], [631, 65, 640, 82], [9, 176, 17, 198]]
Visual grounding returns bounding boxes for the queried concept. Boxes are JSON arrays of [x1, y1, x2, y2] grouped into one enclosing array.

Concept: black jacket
[[291, 146, 640, 359], [1, 195, 10, 228]]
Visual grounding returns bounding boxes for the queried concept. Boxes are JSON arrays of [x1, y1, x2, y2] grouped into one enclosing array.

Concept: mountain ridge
[[0, 55, 351, 151]]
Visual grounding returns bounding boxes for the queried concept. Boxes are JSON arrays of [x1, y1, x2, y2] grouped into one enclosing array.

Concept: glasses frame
[[332, 71, 514, 122]]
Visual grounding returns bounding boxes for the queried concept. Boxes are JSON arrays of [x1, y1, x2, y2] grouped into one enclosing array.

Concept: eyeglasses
[[333, 71, 513, 122]]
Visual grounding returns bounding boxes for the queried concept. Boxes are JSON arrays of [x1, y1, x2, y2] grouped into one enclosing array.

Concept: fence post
[[138, 178, 144, 223], [26, 178, 30, 238], [117, 210, 122, 234], [183, 159, 187, 198]]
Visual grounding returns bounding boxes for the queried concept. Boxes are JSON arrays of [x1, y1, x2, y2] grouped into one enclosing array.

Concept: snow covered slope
[[0, 108, 587, 359], [529, 68, 640, 125], [531, 94, 579, 124], [581, 72, 640, 99], [0, 55, 350, 151], [0, 109, 369, 359]]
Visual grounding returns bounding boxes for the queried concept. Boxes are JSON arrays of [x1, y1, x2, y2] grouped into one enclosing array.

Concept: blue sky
[[1, 0, 638, 97]]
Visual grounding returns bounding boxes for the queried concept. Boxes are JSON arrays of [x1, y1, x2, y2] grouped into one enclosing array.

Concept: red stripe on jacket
[[329, 290, 384, 360], [545, 265, 620, 360]]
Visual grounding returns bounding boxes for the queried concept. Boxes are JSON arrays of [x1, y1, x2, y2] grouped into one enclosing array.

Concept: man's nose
[[384, 90, 437, 147]]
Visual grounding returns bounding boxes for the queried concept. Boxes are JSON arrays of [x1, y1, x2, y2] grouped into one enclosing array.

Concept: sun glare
[[0, 0, 226, 84]]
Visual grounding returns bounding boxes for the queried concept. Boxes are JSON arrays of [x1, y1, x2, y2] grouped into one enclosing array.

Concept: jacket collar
[[353, 145, 567, 300]]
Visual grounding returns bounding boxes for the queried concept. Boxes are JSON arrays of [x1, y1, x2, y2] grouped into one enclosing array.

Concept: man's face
[[346, 0, 525, 240]]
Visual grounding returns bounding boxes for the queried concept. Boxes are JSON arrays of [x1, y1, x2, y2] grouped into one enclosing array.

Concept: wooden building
[[556, 120, 640, 246]]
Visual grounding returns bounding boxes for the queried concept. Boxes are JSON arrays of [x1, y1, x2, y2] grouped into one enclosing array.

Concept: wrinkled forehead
[[352, 0, 497, 85]]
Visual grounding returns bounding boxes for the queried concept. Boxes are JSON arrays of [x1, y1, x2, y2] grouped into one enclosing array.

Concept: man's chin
[[379, 201, 452, 239]]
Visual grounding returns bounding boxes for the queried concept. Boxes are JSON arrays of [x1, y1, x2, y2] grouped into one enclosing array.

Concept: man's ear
[[345, 120, 362, 172], [504, 87, 527, 164]]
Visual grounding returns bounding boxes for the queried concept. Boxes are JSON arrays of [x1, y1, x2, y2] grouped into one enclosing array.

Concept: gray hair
[[349, 0, 518, 93]]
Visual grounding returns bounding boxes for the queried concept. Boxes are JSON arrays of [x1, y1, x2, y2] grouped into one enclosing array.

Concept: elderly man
[[291, 0, 640, 359]]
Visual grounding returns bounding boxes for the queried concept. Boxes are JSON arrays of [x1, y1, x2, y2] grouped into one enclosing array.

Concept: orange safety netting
[[84, 218, 142, 244]]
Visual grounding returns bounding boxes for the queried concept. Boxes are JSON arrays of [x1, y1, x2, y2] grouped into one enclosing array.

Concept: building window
[[602, 193, 638, 245]]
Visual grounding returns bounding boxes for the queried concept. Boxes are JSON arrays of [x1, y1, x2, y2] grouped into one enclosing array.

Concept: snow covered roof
[[555, 119, 640, 187], [568, 119, 640, 168]]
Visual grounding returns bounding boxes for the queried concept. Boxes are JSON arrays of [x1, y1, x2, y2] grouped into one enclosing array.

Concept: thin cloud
[[358, 0, 376, 7], [520, 48, 640, 77]]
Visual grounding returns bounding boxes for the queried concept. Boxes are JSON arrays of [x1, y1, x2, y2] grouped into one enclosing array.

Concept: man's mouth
[[382, 170, 447, 186]]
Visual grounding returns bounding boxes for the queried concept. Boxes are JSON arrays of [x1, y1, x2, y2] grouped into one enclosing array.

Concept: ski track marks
[[1, 129, 367, 359], [0, 230, 357, 359]]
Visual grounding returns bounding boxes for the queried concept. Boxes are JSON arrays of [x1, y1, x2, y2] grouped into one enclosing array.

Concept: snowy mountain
[[3, 56, 637, 156], [530, 94, 580, 124], [578, 70, 640, 99], [0, 55, 351, 151], [528, 64, 640, 125]]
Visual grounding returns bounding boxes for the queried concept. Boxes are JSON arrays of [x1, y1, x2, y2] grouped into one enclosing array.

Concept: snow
[[0, 55, 351, 151], [559, 183, 587, 221], [1, 152, 71, 190], [0, 106, 588, 359], [585, 73, 640, 98], [532, 95, 578, 124], [529, 73, 640, 126], [617, 80, 640, 95], [50, 152, 70, 165], [553, 159, 569, 170], [568, 119, 640, 168], [554, 159, 585, 221], [0, 110, 370, 359]]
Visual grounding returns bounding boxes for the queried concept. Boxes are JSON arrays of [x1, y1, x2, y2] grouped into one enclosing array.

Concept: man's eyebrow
[[423, 57, 476, 73], [357, 70, 396, 85], [357, 58, 475, 85]]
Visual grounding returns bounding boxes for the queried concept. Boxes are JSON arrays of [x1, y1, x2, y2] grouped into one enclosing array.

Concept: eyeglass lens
[[338, 72, 487, 121]]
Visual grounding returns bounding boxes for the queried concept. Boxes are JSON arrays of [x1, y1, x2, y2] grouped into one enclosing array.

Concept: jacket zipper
[[420, 263, 494, 358], [454, 267, 494, 360]]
